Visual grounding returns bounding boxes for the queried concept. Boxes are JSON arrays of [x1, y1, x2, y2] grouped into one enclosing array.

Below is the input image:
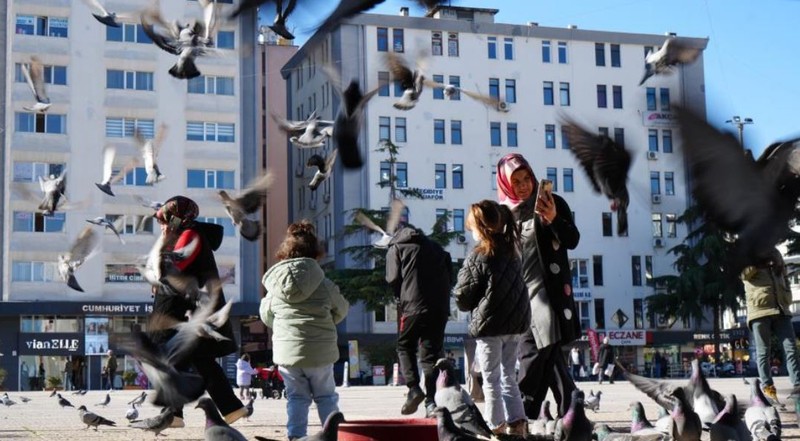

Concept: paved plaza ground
[[1, 377, 799, 440]]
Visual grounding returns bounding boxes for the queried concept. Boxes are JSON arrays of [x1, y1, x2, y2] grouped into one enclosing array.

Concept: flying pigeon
[[1, 393, 16, 406], [96, 392, 110, 407], [677, 106, 800, 270], [81, 0, 129, 27], [219, 172, 274, 241], [195, 398, 248, 441], [58, 226, 99, 292], [134, 124, 168, 185], [58, 393, 75, 408], [255, 411, 345, 441], [273, 111, 334, 149], [640, 37, 703, 86], [134, 195, 164, 211], [20, 56, 51, 113], [745, 379, 781, 441], [129, 406, 175, 437], [563, 119, 632, 236], [78, 405, 116, 430], [38, 169, 67, 216], [424, 79, 502, 109], [128, 391, 147, 406], [318, 65, 384, 169], [307, 149, 337, 191], [86, 216, 126, 244], [125, 402, 139, 422], [554, 389, 594, 441], [95, 145, 138, 196], [584, 390, 602, 412], [531, 400, 557, 436], [432, 358, 492, 439], [267, 0, 298, 40], [355, 198, 404, 248], [385, 52, 426, 110]]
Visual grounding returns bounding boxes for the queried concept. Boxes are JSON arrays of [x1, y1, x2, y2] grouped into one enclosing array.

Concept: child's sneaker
[[763, 383, 778, 402]]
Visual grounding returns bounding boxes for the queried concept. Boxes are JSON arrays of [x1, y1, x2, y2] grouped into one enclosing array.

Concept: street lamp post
[[725, 115, 754, 147]]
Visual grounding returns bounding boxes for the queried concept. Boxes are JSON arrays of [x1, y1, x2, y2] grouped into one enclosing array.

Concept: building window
[[377, 27, 388, 51], [186, 169, 235, 189], [448, 32, 459, 56], [451, 120, 462, 145], [571, 258, 589, 288], [395, 117, 407, 143], [593, 255, 604, 286], [106, 23, 151, 43], [121, 167, 148, 186], [432, 74, 445, 99], [652, 213, 663, 237], [546, 167, 558, 191], [507, 123, 518, 147], [561, 126, 571, 150], [614, 128, 625, 148], [634, 299, 644, 329], [663, 130, 673, 153], [596, 84, 607, 108], [187, 75, 234, 95], [15, 63, 67, 85], [379, 161, 391, 184], [105, 117, 154, 138], [434, 119, 445, 144], [545, 124, 556, 149], [660, 88, 671, 111], [435, 208, 448, 233], [664, 172, 675, 196], [560, 82, 570, 106], [215, 31, 235, 49], [645, 256, 654, 287], [396, 162, 408, 188], [602, 212, 612, 237], [448, 75, 461, 100], [16, 15, 69, 38], [504, 37, 514, 60], [646, 87, 657, 110], [542, 40, 551, 63], [453, 209, 465, 232], [563, 168, 574, 192], [435, 163, 446, 189], [595, 43, 606, 66], [107, 70, 154, 91], [16, 113, 66, 134], [378, 71, 390, 96], [648, 129, 659, 152], [13, 161, 64, 182], [487, 36, 497, 59], [610, 44, 621, 67], [13, 211, 65, 233], [612, 85, 623, 108], [186, 121, 234, 142], [504, 79, 517, 103], [491, 169, 497, 190], [489, 78, 500, 100], [12, 261, 57, 282], [543, 81, 554, 105], [392, 28, 404, 52], [650, 171, 661, 194], [490, 122, 501, 146], [431, 31, 443, 56], [632, 255, 642, 286], [452, 164, 463, 189], [558, 41, 568, 63], [380, 116, 391, 141], [666, 213, 677, 238], [578, 302, 591, 330], [595, 299, 605, 329], [599, 127, 609, 137]]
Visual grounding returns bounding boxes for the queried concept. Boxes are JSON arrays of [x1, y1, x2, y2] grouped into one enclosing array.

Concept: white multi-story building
[[0, 0, 260, 390], [282, 5, 709, 375]]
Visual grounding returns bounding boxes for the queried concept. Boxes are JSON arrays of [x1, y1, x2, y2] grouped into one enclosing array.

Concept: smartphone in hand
[[536, 179, 553, 202]]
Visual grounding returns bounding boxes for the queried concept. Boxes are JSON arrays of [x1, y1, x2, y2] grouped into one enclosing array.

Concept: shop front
[[598, 330, 651, 376], [17, 331, 85, 391]]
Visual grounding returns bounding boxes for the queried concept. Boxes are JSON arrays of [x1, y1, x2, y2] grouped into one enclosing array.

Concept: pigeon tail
[[92, 13, 120, 27], [169, 60, 201, 80], [617, 208, 628, 236], [268, 23, 294, 40], [339, 141, 363, 169], [67, 274, 84, 292], [95, 182, 115, 197], [239, 219, 262, 242]]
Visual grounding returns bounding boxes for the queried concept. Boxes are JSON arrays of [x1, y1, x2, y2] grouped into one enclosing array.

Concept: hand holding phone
[[536, 179, 553, 202], [535, 179, 555, 224]]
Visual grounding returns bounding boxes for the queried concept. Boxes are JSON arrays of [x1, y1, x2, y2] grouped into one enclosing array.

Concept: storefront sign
[[409, 188, 444, 200], [81, 303, 153, 314], [603, 330, 647, 346], [18, 333, 84, 355], [693, 328, 748, 341], [573, 290, 592, 300], [444, 335, 465, 347], [642, 111, 678, 128]]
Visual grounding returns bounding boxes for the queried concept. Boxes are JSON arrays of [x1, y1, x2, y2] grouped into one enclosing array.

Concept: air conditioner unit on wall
[[496, 101, 510, 113], [653, 238, 665, 248], [647, 151, 658, 160], [456, 234, 467, 244], [651, 194, 662, 204]]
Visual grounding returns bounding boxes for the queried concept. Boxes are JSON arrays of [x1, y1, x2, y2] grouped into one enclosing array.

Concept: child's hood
[[262, 257, 325, 304]]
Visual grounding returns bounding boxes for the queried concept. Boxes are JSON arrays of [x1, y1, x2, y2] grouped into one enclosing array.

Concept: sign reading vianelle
[[18, 333, 84, 355]]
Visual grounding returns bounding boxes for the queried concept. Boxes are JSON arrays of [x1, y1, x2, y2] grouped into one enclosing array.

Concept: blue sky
[[261, 0, 800, 156]]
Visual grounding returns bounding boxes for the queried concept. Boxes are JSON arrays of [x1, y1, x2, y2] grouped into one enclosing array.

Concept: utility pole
[[725, 115, 754, 147]]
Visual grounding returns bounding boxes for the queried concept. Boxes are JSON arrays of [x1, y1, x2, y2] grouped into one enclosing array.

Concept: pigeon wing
[[82, 0, 109, 15], [619, 363, 678, 411], [272, 114, 310, 135], [27, 56, 49, 103], [355, 211, 387, 236], [139, 10, 181, 55], [563, 121, 605, 193], [151, 123, 169, 159], [385, 52, 414, 89], [70, 226, 99, 262], [385, 199, 405, 235], [110, 157, 140, 185], [236, 172, 274, 213], [324, 149, 338, 173], [665, 37, 703, 64], [101, 145, 116, 183]]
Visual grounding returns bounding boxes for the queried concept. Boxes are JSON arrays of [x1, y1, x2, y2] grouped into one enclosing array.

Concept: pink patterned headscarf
[[496, 153, 536, 209]]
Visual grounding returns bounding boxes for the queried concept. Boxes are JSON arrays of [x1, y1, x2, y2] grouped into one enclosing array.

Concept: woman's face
[[510, 169, 534, 201]]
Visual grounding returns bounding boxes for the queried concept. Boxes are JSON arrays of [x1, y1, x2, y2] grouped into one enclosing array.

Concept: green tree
[[648, 205, 744, 358]]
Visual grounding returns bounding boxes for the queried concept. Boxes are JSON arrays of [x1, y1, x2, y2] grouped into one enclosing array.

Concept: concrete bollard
[[342, 361, 350, 387]]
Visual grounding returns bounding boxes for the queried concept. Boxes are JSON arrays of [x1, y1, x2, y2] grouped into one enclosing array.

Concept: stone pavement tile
[[0, 377, 798, 440]]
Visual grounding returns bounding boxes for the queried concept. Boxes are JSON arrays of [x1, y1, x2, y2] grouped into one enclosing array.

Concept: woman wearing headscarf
[[496, 153, 581, 418], [149, 195, 246, 427]]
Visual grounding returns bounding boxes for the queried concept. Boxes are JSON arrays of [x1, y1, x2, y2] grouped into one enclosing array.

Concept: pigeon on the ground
[[273, 111, 334, 148], [78, 405, 116, 430], [709, 394, 749, 441], [70, 389, 82, 396], [96, 392, 110, 407], [307, 149, 337, 191], [640, 37, 704, 85], [532, 400, 557, 436], [134, 124, 168, 185], [79, 389, 88, 395], [595, 424, 670, 441], [432, 357, 493, 439], [744, 379, 781, 441], [354, 198, 404, 248], [563, 119, 632, 236], [20, 56, 51, 113], [128, 391, 147, 406], [38, 169, 67, 216], [677, 106, 800, 270], [58, 393, 75, 408], [126, 402, 139, 422], [19, 396, 31, 403], [86, 217, 125, 244], [385, 52, 426, 110], [255, 411, 345, 441], [58, 226, 98, 292], [429, 406, 486, 441], [554, 389, 594, 441], [129, 406, 175, 437], [53, 389, 62, 397], [196, 398, 248, 441], [628, 402, 662, 435], [245, 398, 254, 421], [95, 144, 138, 196], [687, 359, 725, 428], [219, 172, 274, 241], [1, 393, 16, 406], [322, 65, 383, 168], [584, 390, 602, 412], [81, 0, 129, 27], [667, 388, 703, 441]]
